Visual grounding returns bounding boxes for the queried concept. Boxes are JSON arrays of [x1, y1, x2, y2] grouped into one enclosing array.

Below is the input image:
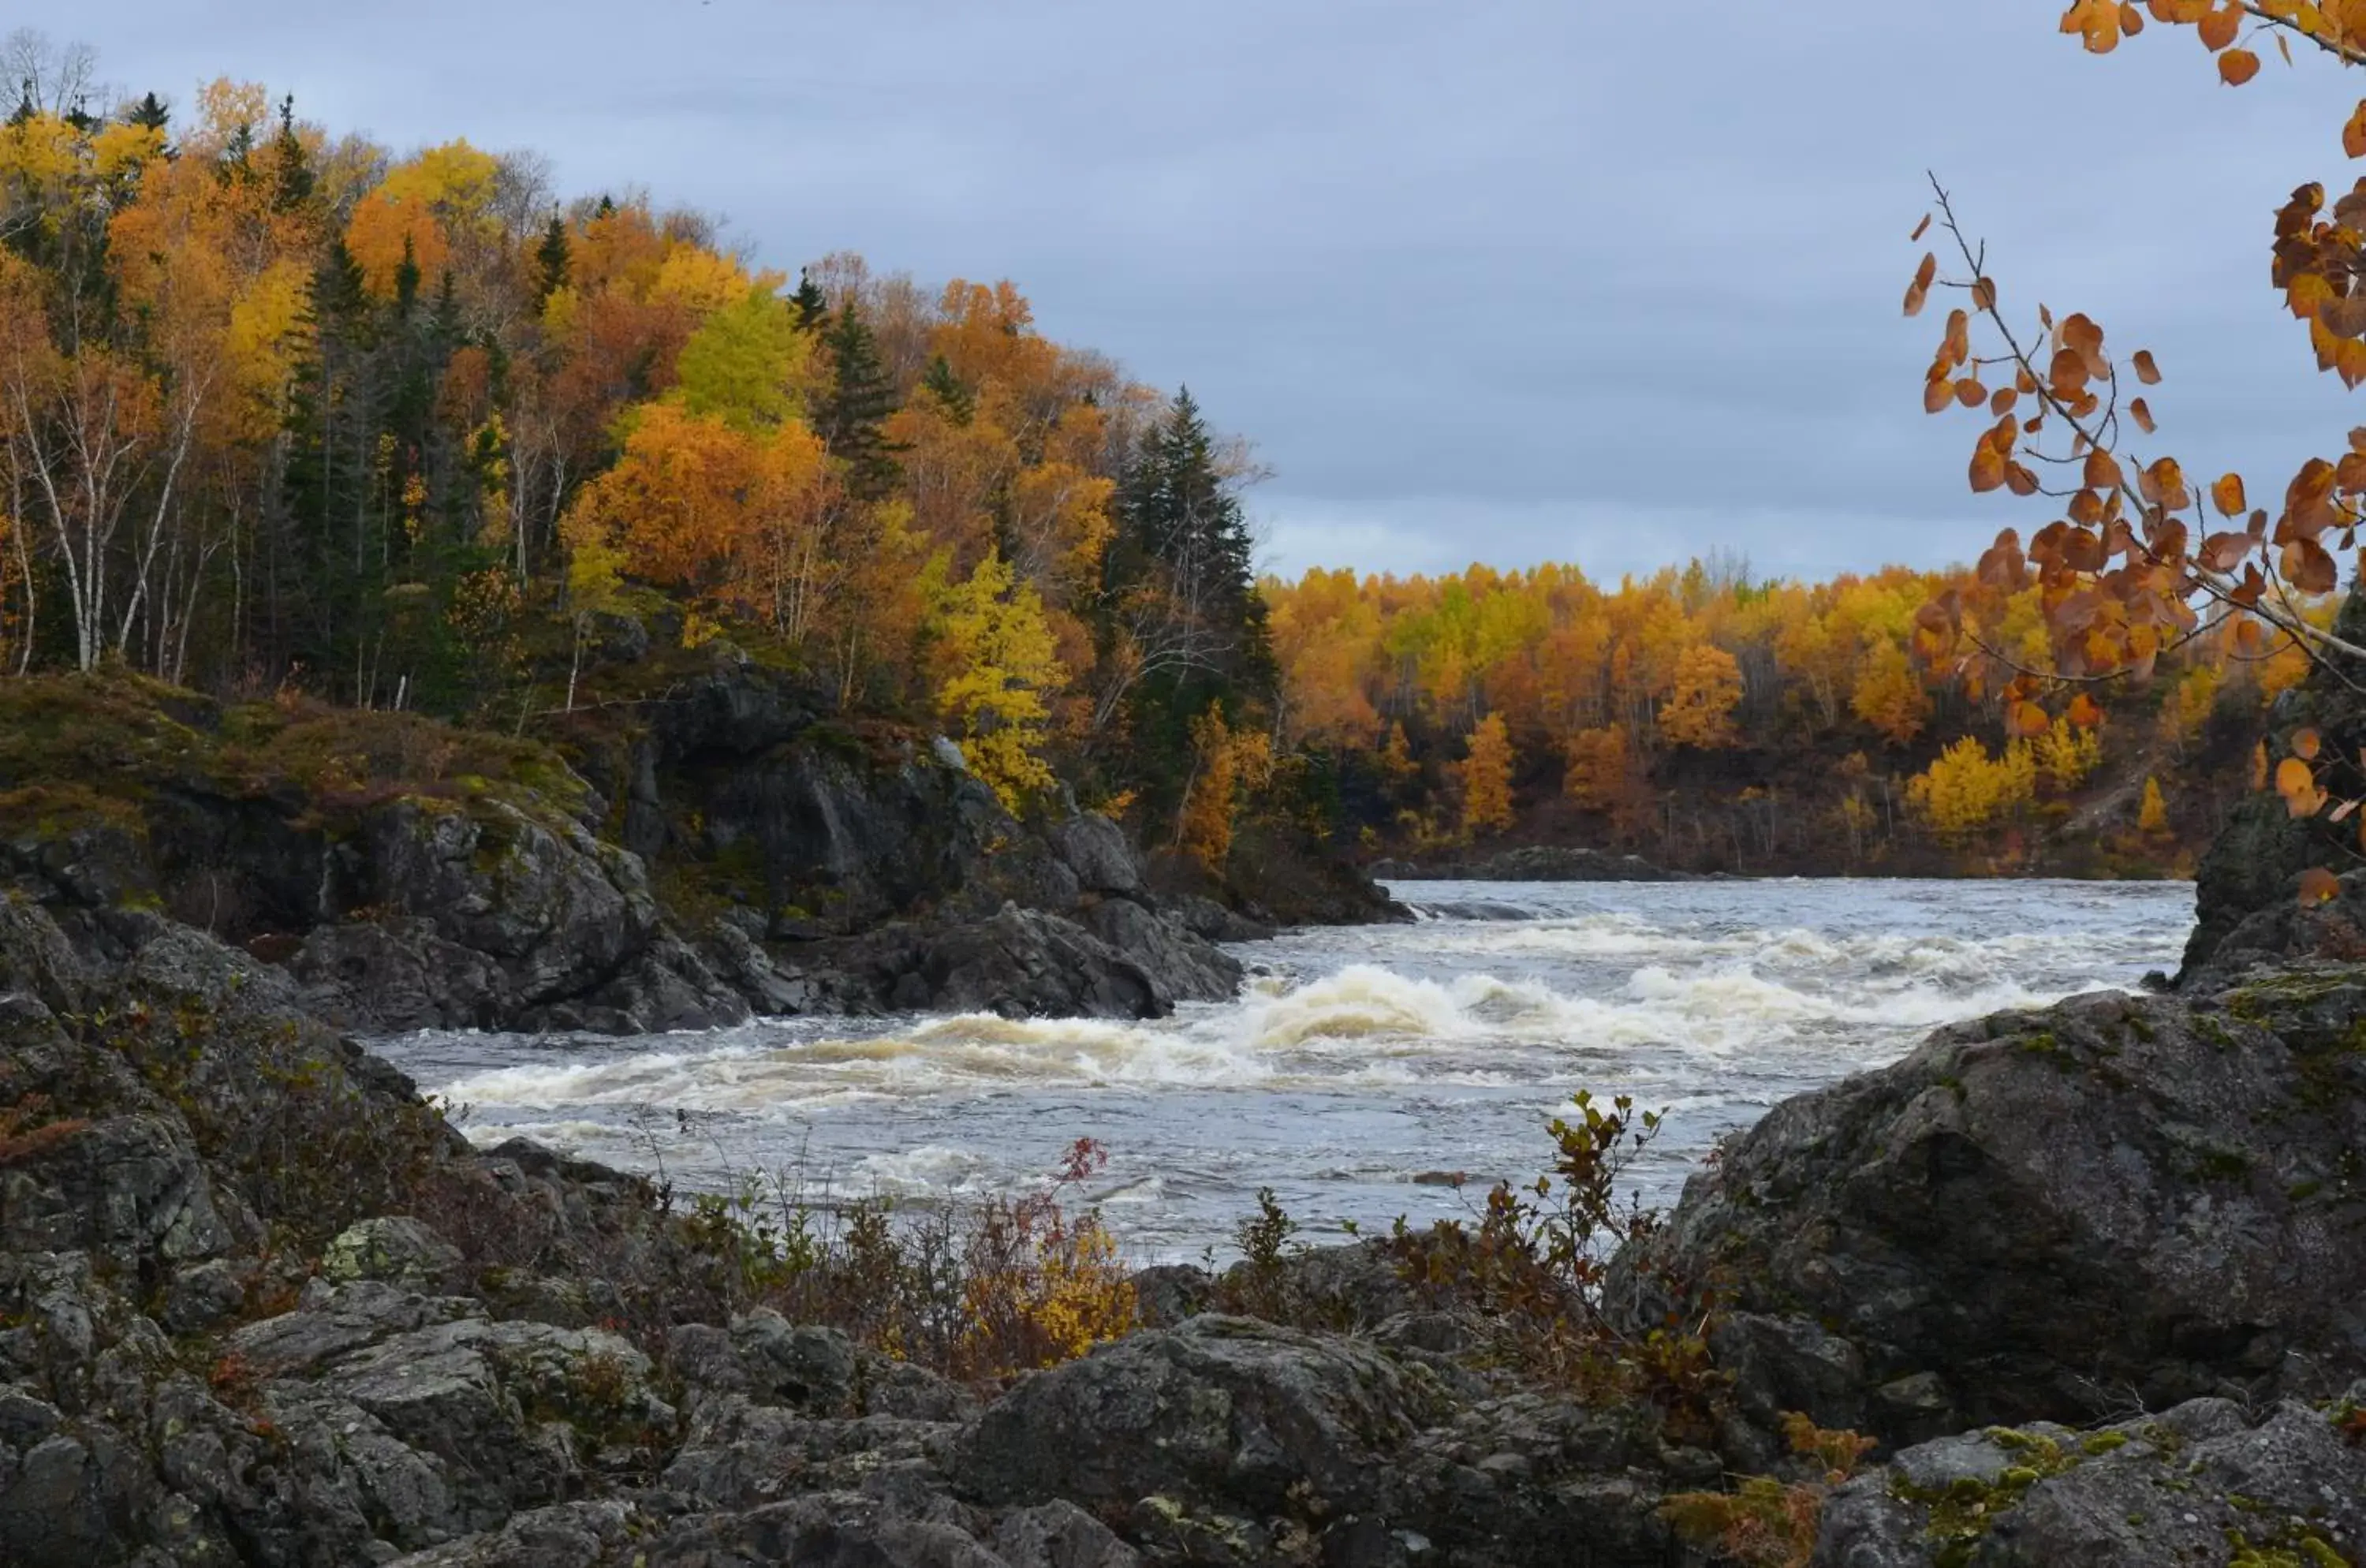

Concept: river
[[370, 878, 2194, 1262]]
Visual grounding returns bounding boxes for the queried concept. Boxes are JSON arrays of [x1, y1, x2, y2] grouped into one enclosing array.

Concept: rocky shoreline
[[2, 771, 2363, 1563], [0, 663, 1402, 1040]]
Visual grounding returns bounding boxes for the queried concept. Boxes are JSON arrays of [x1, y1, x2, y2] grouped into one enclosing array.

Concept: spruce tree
[[270, 96, 313, 213], [394, 235, 422, 319], [790, 270, 828, 330], [817, 301, 902, 504], [532, 216, 571, 304], [1106, 387, 1278, 800], [127, 91, 170, 134], [920, 353, 974, 426]]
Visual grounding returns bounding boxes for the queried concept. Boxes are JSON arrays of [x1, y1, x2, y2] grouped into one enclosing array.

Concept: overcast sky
[[37, 2, 2366, 583]]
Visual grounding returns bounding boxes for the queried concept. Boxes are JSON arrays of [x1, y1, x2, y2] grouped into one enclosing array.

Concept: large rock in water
[[808, 902, 1239, 1019], [1614, 973, 2366, 1447], [288, 795, 746, 1034]]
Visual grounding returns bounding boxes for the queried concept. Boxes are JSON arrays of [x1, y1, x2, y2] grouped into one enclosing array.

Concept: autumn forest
[[0, 37, 2300, 879]]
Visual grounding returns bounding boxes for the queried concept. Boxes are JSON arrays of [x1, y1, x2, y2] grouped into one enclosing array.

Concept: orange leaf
[[1911, 212, 1932, 241], [2067, 692, 2104, 727], [2299, 865, 2341, 905], [1905, 252, 1937, 317], [2011, 700, 2053, 737], [1924, 378, 1955, 415], [2294, 726, 2323, 760], [2197, 5, 2241, 50], [2130, 397, 2156, 433], [2202, 531, 2253, 573], [2277, 756, 2321, 816], [2219, 47, 2261, 85], [2250, 737, 2269, 789], [1990, 386, 2020, 417], [2120, 0, 2144, 32], [2084, 449, 2124, 491], [2132, 349, 2161, 383], [2348, 102, 2366, 160], [1955, 379, 1987, 409], [1970, 443, 2009, 494], [2284, 535, 2339, 593], [2212, 472, 2248, 517]]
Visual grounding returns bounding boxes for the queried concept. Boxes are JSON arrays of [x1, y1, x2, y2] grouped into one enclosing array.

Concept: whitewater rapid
[[371, 877, 2193, 1260]]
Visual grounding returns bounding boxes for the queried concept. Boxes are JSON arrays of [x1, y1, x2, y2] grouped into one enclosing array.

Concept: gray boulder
[[956, 1316, 1456, 1550], [1815, 1395, 2366, 1566], [1614, 977, 2366, 1445]]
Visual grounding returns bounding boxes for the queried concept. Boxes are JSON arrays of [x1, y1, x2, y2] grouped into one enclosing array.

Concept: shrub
[[1383, 1090, 1726, 1436], [1662, 1412, 1877, 1567]]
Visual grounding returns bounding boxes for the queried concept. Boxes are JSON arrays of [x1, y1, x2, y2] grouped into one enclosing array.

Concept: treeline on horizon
[[0, 36, 2301, 878], [1265, 551, 2310, 872]]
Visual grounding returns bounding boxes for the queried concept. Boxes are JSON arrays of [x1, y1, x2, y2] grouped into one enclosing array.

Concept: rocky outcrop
[[0, 667, 1264, 1033], [2180, 585, 2366, 981], [1613, 973, 2366, 1450]]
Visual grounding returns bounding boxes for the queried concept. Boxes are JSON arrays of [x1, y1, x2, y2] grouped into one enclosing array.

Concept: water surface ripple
[[371, 878, 2193, 1260]]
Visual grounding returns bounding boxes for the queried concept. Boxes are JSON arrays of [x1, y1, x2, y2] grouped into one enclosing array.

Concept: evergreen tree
[[394, 234, 421, 319], [1103, 387, 1278, 804], [532, 215, 571, 304], [270, 95, 312, 213], [817, 301, 902, 504], [126, 91, 170, 134], [920, 353, 974, 426], [790, 269, 828, 330], [1118, 387, 1275, 700]]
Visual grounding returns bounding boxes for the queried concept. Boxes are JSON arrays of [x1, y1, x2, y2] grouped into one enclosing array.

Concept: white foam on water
[[386, 879, 2196, 1257]]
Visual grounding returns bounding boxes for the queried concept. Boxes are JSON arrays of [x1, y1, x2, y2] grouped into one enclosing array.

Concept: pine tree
[[394, 234, 422, 319], [790, 270, 828, 330], [270, 95, 312, 213], [533, 216, 571, 304], [126, 91, 170, 135], [920, 353, 974, 426], [1116, 387, 1277, 702], [817, 301, 902, 504]]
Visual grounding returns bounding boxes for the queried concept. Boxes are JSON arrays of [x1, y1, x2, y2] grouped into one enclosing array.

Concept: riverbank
[[2, 828, 2361, 1563], [0, 666, 1399, 1040]]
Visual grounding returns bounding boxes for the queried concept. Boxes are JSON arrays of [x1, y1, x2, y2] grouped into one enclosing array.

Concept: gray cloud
[[47, 0, 2366, 581]]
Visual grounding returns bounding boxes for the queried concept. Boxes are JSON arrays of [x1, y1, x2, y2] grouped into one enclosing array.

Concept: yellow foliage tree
[[1849, 642, 1930, 746], [2032, 715, 2103, 794], [931, 548, 1066, 810], [1905, 737, 2036, 846], [1659, 644, 1742, 749], [2137, 776, 2170, 837], [1461, 712, 1517, 837], [344, 140, 502, 298], [1177, 707, 1276, 871]]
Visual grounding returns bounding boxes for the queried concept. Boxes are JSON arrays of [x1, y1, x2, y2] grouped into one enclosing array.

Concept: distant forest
[[0, 35, 2288, 875]]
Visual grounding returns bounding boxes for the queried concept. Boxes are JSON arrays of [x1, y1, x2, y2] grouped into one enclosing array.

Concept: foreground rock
[[1615, 973, 2366, 1448], [5, 831, 2364, 1566], [1816, 1394, 2366, 1567]]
